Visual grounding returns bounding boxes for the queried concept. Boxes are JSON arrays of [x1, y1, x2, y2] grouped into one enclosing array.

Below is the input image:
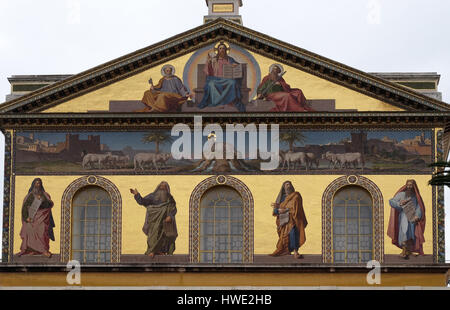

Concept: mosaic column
[[1, 129, 13, 263], [436, 129, 445, 263]]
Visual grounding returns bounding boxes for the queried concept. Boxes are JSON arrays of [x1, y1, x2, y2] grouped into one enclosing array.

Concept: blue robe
[[198, 56, 245, 112], [156, 77, 189, 97], [273, 208, 300, 252], [389, 192, 422, 246]]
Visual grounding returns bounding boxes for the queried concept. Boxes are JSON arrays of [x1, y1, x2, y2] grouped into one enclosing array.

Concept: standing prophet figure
[[130, 182, 178, 258], [270, 181, 308, 258], [388, 179, 426, 259], [18, 178, 55, 258]]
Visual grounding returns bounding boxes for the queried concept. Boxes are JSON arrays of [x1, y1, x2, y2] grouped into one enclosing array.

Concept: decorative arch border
[[189, 175, 254, 263], [322, 175, 384, 263], [60, 175, 122, 263]]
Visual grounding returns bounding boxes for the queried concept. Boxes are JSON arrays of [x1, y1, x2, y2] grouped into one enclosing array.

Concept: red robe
[[19, 192, 54, 255], [259, 75, 313, 112], [387, 182, 426, 255]]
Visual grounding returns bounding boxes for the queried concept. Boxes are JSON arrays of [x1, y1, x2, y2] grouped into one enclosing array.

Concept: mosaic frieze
[[14, 129, 434, 175]]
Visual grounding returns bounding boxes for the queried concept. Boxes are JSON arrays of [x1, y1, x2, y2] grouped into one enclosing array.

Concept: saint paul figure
[[257, 64, 313, 112]]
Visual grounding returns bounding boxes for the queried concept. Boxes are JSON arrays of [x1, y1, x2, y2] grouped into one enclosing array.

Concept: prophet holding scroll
[[388, 179, 426, 259], [18, 178, 55, 258], [270, 181, 308, 258]]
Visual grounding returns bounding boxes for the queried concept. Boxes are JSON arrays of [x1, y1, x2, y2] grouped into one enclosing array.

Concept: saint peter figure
[[138, 64, 191, 112], [18, 178, 55, 258], [388, 179, 426, 259], [130, 181, 178, 258], [270, 181, 308, 258]]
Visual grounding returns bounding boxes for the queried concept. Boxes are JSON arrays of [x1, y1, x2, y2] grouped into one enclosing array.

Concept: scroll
[[28, 197, 43, 221], [223, 64, 243, 79], [401, 199, 417, 222], [279, 210, 290, 227]]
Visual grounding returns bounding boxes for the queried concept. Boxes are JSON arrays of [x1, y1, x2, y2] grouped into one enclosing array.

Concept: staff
[[257, 71, 287, 100]]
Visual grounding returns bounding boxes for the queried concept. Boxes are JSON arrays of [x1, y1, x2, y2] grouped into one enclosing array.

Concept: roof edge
[[1, 18, 448, 113]]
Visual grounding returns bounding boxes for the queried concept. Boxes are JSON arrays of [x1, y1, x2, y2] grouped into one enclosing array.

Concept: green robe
[[135, 194, 178, 255], [257, 78, 284, 97]]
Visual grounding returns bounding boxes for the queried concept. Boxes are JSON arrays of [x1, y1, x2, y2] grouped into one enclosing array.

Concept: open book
[[223, 64, 243, 79]]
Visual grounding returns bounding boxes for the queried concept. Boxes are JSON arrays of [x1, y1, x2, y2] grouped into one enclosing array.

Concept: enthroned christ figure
[[197, 42, 245, 112]]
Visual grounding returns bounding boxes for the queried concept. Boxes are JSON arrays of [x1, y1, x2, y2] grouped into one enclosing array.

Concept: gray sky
[[0, 0, 449, 261], [0, 0, 449, 103]]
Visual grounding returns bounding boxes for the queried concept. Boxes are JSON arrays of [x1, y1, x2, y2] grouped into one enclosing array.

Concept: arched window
[[71, 186, 112, 263], [61, 176, 122, 263], [200, 185, 244, 263], [190, 176, 254, 263], [322, 175, 383, 263], [332, 186, 373, 263]]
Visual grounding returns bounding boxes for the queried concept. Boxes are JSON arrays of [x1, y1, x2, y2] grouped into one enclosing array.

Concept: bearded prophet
[[270, 181, 308, 258], [18, 178, 55, 258], [388, 179, 426, 259], [130, 181, 178, 257]]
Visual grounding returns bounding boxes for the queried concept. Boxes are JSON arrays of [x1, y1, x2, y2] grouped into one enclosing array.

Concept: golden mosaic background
[[13, 174, 433, 256]]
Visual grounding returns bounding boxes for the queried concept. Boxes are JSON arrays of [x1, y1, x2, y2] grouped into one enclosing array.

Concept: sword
[[257, 71, 287, 99]]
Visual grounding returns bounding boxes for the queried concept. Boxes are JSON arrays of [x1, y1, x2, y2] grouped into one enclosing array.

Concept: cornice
[[0, 18, 448, 114], [1, 264, 449, 273], [0, 112, 448, 129]]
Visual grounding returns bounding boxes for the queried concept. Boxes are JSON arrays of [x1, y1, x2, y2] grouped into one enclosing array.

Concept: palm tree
[[280, 131, 306, 152], [429, 161, 450, 187], [141, 132, 173, 154]]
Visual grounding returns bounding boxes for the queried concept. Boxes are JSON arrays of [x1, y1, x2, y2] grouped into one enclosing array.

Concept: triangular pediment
[[1, 18, 448, 114]]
